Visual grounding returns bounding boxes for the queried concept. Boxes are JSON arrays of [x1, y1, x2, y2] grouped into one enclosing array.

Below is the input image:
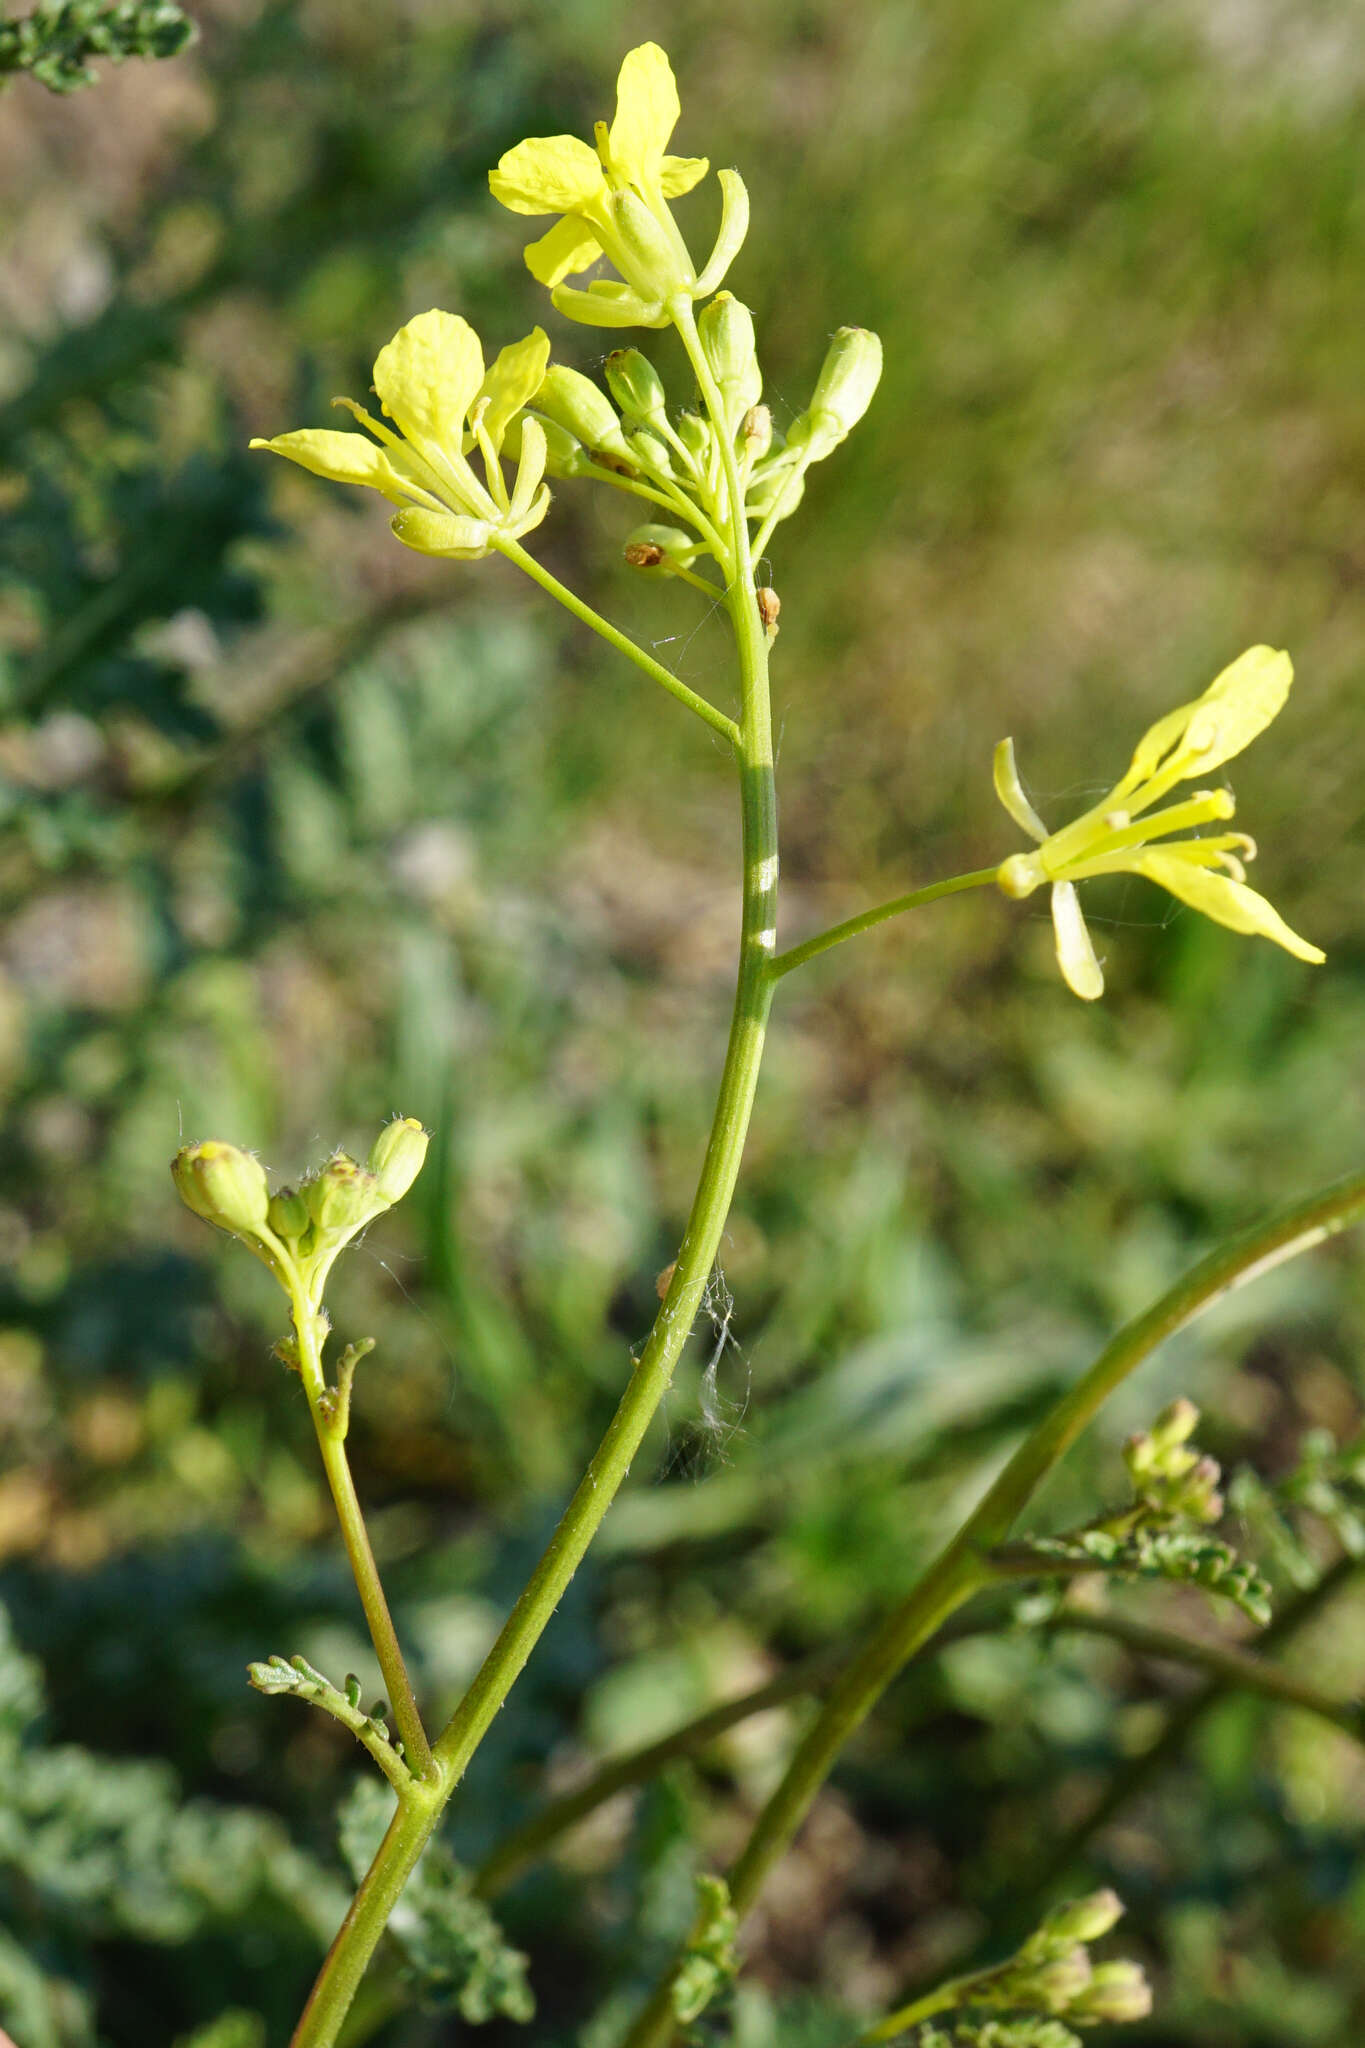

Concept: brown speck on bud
[[655, 1259, 678, 1300], [756, 586, 781, 636], [625, 541, 666, 569]]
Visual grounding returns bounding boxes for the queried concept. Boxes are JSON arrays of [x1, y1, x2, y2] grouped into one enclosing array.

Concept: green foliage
[[670, 1874, 739, 2026], [0, 0, 194, 94], [338, 1781, 534, 2023]]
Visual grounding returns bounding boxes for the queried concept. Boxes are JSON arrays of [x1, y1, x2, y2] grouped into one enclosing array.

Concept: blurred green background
[[2, 0, 1365, 2042]]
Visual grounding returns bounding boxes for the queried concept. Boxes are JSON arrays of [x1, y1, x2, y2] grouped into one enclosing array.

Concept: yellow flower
[[488, 42, 748, 328], [994, 645, 1324, 1000], [250, 311, 551, 559]]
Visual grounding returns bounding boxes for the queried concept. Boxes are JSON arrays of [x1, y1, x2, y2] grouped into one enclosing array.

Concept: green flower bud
[[788, 325, 883, 460], [746, 461, 805, 522], [627, 429, 677, 482], [605, 349, 669, 431], [676, 413, 712, 465], [305, 1153, 386, 1236], [172, 1142, 269, 1238], [267, 1186, 310, 1240], [1043, 1890, 1124, 1945], [1150, 1396, 1200, 1450], [1028, 1947, 1093, 2012], [697, 292, 761, 424], [623, 523, 698, 571], [368, 1117, 429, 1203], [1074, 1961, 1152, 2023], [534, 367, 633, 467]]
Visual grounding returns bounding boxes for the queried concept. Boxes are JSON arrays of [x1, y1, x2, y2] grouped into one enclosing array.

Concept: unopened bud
[[605, 349, 669, 431], [1074, 1961, 1152, 2023], [697, 292, 762, 423], [1043, 1890, 1124, 1946], [788, 325, 883, 460], [534, 366, 632, 467], [676, 413, 712, 464], [1029, 1948, 1092, 2012], [741, 404, 772, 459], [267, 1186, 310, 1240], [172, 1142, 269, 1238], [627, 428, 677, 480], [305, 1154, 386, 1236], [623, 523, 697, 571], [368, 1117, 429, 1203], [1151, 1397, 1200, 1450]]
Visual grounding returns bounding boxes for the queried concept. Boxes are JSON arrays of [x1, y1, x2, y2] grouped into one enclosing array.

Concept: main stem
[[288, 320, 777, 2048]]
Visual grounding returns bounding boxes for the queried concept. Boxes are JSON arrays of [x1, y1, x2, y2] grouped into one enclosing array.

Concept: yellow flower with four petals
[[995, 646, 1324, 999], [488, 42, 749, 328], [251, 311, 551, 559]]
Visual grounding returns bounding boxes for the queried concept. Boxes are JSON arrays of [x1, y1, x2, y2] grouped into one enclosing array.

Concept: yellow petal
[[524, 217, 602, 287], [390, 507, 493, 559], [507, 414, 547, 526], [660, 154, 709, 197], [372, 309, 484, 454], [1116, 646, 1293, 804], [993, 736, 1048, 841], [1136, 851, 1325, 964], [489, 134, 604, 216], [693, 168, 751, 298], [609, 42, 679, 177], [250, 428, 410, 503], [1051, 881, 1104, 1000], [476, 328, 550, 450], [550, 280, 667, 329]]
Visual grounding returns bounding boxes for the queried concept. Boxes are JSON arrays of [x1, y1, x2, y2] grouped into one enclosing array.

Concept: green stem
[[496, 536, 738, 745], [769, 869, 1000, 981], [620, 1164, 1365, 2048], [293, 1295, 433, 1782], [289, 1781, 446, 2048], [1055, 1605, 1365, 1738], [473, 1650, 836, 1901], [288, 323, 778, 2048]]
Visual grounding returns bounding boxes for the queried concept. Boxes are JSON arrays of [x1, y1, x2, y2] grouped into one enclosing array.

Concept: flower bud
[[627, 429, 677, 481], [1074, 1961, 1152, 2023], [533, 367, 633, 468], [746, 462, 805, 522], [172, 1142, 269, 1238], [305, 1154, 386, 1236], [1028, 1947, 1093, 2012], [741, 404, 772, 459], [368, 1117, 429, 1203], [697, 292, 761, 424], [788, 326, 883, 460], [755, 586, 781, 635], [605, 349, 669, 431], [623, 523, 697, 571], [1043, 1890, 1124, 1946], [267, 1186, 310, 1241], [676, 413, 712, 465], [1151, 1397, 1200, 1451]]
